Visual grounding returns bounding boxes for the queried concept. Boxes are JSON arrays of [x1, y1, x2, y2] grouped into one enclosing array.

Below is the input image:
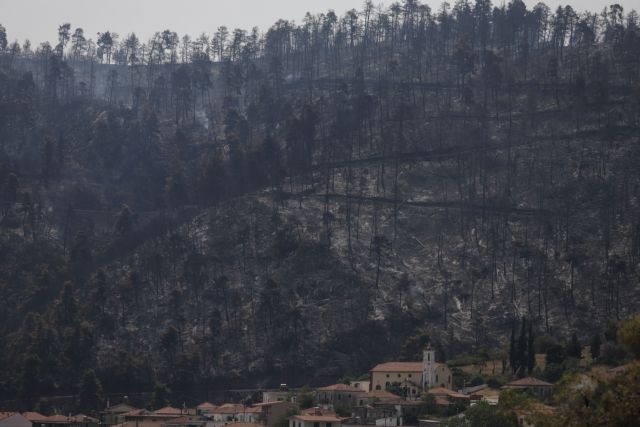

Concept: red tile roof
[[214, 404, 249, 414], [0, 413, 15, 422], [153, 407, 183, 416], [300, 408, 335, 416], [427, 388, 469, 399], [317, 384, 361, 392], [503, 377, 553, 388], [371, 362, 424, 372], [23, 412, 47, 422], [196, 402, 218, 411]]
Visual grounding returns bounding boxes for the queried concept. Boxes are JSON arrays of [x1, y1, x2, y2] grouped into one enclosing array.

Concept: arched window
[[376, 385, 381, 390]]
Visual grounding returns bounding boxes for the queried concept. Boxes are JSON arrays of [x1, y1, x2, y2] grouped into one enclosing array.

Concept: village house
[[196, 404, 218, 417], [370, 346, 453, 397], [288, 408, 342, 427], [116, 406, 189, 427], [426, 388, 470, 409], [162, 416, 206, 427], [262, 385, 294, 404], [102, 404, 138, 426], [0, 413, 32, 427], [204, 404, 259, 425], [348, 382, 370, 392], [351, 390, 421, 426], [22, 413, 46, 426], [250, 402, 298, 427], [501, 377, 553, 400], [460, 385, 499, 406], [315, 385, 361, 410]]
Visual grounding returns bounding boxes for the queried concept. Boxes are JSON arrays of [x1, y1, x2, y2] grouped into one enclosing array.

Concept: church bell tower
[[422, 344, 436, 390]]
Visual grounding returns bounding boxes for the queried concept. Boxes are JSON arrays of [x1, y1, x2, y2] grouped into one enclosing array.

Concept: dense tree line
[[0, 0, 639, 414]]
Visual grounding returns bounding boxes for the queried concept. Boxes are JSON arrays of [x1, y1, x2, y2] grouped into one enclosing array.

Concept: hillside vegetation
[[0, 0, 639, 407]]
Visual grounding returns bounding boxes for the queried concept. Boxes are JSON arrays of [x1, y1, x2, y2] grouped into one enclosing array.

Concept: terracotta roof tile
[[23, 412, 47, 422], [0, 413, 15, 422], [196, 402, 218, 411], [427, 388, 469, 399], [153, 407, 184, 416], [214, 404, 250, 414], [503, 377, 553, 388], [371, 362, 424, 372], [301, 408, 335, 416]]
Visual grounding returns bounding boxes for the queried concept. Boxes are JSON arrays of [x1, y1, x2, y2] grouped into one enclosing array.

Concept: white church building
[[369, 345, 453, 398]]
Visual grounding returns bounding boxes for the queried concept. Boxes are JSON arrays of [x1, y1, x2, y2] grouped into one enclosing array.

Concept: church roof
[[317, 384, 361, 392], [371, 362, 424, 372]]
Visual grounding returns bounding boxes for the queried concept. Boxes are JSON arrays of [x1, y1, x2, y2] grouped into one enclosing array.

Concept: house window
[[408, 374, 412, 378], [386, 374, 390, 378], [314, 423, 320, 427], [385, 382, 390, 388], [326, 423, 331, 427], [398, 374, 401, 378], [412, 389, 416, 395], [376, 385, 381, 390]]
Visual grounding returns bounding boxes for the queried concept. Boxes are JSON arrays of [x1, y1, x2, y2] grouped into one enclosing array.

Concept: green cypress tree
[[516, 317, 527, 377], [509, 325, 517, 373], [527, 322, 536, 374], [78, 369, 103, 412]]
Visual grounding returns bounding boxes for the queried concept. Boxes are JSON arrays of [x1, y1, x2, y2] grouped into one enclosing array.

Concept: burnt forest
[[1, 0, 640, 410]]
